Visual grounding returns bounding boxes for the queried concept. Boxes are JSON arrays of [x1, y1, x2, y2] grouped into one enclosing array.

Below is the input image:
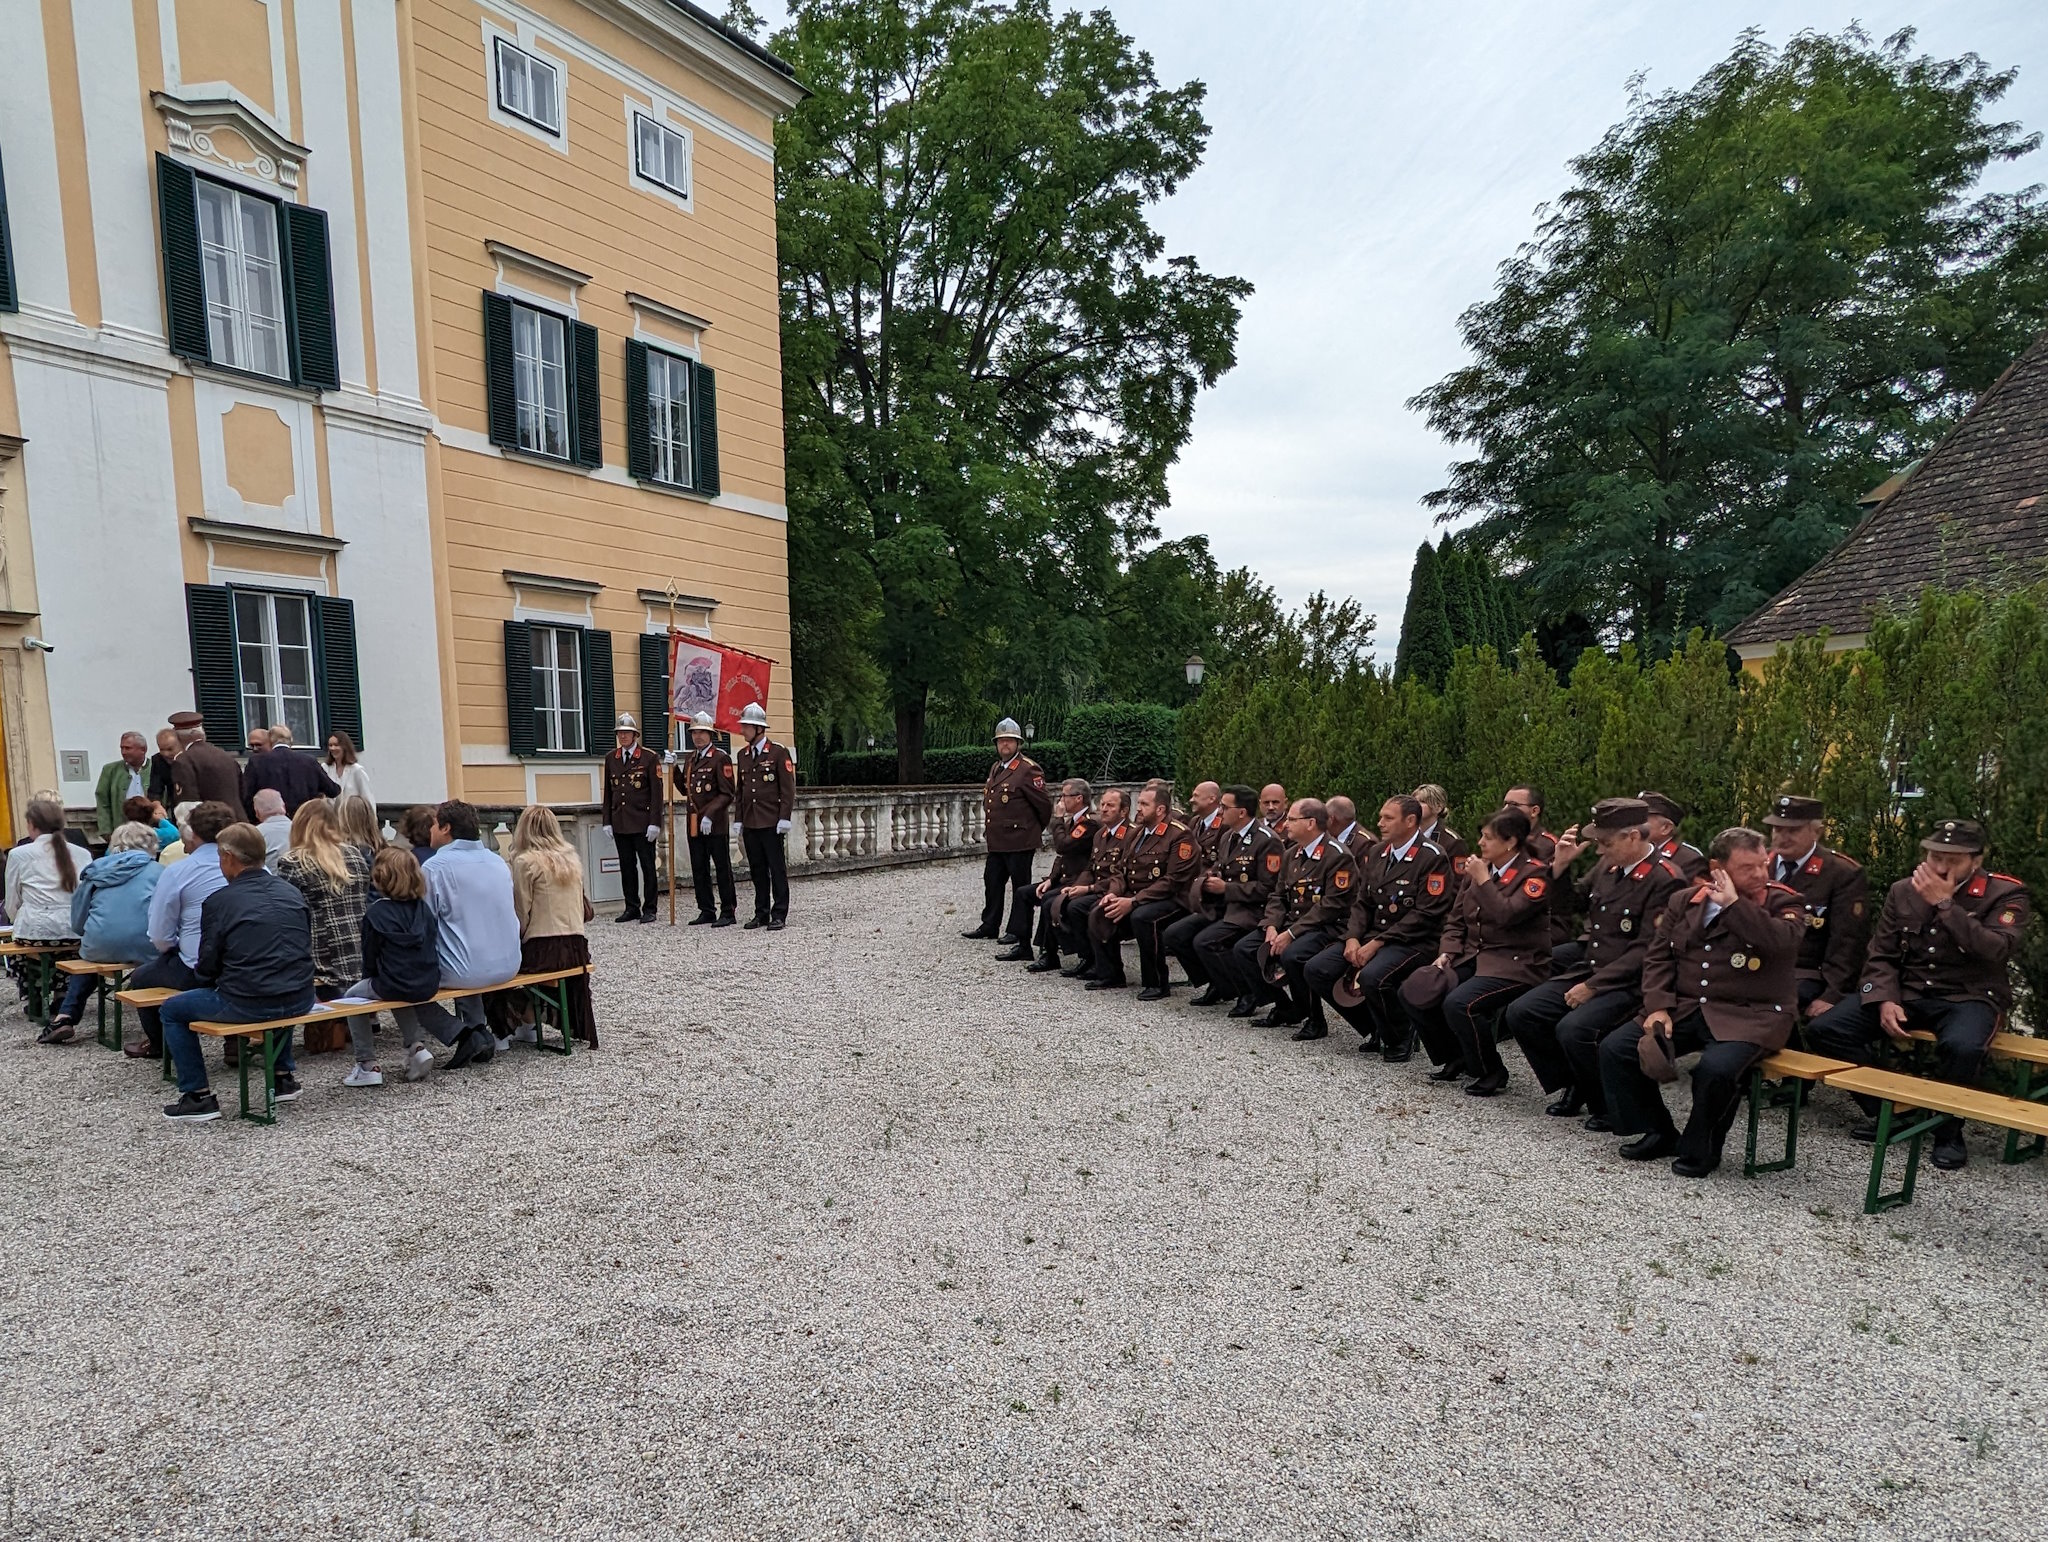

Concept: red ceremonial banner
[[667, 633, 775, 733]]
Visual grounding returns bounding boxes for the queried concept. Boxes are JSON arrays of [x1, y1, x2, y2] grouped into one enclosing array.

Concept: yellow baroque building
[[0, 0, 802, 839]]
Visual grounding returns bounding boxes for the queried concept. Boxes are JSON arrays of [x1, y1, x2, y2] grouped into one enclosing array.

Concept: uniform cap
[[615, 713, 639, 733], [738, 702, 770, 728], [1921, 817, 1986, 854], [689, 711, 715, 731], [1635, 790, 1685, 822], [1764, 794, 1825, 826], [1331, 968, 1367, 1010], [1587, 797, 1651, 833], [168, 710, 204, 729], [1256, 940, 1288, 987], [994, 717, 1023, 741]]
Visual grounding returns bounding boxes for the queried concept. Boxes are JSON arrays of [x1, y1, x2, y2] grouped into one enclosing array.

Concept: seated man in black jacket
[[159, 822, 317, 1122]]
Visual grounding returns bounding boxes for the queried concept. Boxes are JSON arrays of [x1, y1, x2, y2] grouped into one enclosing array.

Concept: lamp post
[[1024, 722, 1036, 743], [1184, 655, 1206, 689]]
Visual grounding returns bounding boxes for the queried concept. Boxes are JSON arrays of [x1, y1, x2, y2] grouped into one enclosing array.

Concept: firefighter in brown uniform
[[1084, 782, 1203, 996], [1059, 790, 1135, 978], [672, 709, 737, 927], [1398, 807, 1553, 1092], [1022, 779, 1099, 972], [1503, 798, 1688, 1124], [1325, 796, 1377, 867], [1761, 794, 1869, 1018], [1166, 785, 1278, 1006], [1808, 817, 2031, 1171], [601, 712, 664, 924], [1638, 791, 1708, 879], [1599, 826, 1807, 1176], [1235, 798, 1355, 1038], [733, 702, 796, 930], [967, 718, 1053, 949], [1306, 794, 1454, 1059]]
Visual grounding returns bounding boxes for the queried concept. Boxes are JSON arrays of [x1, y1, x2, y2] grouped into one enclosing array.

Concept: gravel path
[[3, 858, 2044, 1540]]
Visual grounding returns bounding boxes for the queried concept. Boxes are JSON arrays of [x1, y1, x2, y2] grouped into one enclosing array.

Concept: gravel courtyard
[[3, 857, 2044, 1540]]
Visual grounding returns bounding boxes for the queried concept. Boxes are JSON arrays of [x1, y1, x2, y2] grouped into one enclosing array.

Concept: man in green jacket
[[95, 732, 151, 839]]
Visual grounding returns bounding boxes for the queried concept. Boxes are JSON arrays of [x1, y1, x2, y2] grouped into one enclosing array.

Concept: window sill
[[184, 358, 320, 399], [633, 474, 712, 503], [495, 443, 596, 474]]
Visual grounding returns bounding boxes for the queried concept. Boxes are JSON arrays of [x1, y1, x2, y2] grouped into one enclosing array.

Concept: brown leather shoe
[[124, 1040, 158, 1059]]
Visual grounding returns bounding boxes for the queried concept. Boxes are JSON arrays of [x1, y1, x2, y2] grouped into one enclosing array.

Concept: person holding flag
[[673, 710, 738, 926], [734, 702, 796, 930]]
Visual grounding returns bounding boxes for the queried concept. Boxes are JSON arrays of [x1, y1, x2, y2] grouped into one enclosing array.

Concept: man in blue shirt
[[124, 800, 234, 1059], [419, 800, 522, 1071]]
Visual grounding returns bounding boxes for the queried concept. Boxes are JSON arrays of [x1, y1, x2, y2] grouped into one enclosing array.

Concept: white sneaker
[[342, 1064, 384, 1088], [405, 1046, 434, 1082], [513, 1024, 537, 1044], [492, 1034, 512, 1054]]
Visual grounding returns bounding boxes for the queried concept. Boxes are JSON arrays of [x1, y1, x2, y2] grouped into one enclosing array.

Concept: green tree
[[1412, 27, 2048, 654], [774, 0, 1250, 779], [1394, 541, 1455, 687]]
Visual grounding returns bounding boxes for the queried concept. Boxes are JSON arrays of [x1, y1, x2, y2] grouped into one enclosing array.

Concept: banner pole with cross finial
[[665, 577, 681, 926]]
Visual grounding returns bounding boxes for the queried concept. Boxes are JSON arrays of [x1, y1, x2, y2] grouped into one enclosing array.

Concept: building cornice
[[152, 89, 311, 192], [575, 0, 807, 115], [190, 518, 348, 555], [485, 240, 593, 292], [635, 587, 719, 610], [626, 292, 714, 334], [504, 569, 604, 597]]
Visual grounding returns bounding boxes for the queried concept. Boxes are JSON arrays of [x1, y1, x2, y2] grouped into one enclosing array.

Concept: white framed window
[[196, 180, 288, 380], [531, 625, 584, 753], [234, 590, 318, 745], [495, 38, 562, 136], [511, 302, 569, 459], [647, 349, 693, 487], [633, 113, 690, 199]]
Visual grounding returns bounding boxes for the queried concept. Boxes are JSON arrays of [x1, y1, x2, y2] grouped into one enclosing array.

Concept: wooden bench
[[114, 987, 180, 1082], [1821, 1065, 2048, 1213], [1743, 1048, 1856, 1177], [1904, 1028, 2048, 1165], [56, 959, 131, 1051], [122, 967, 592, 1123], [2, 940, 78, 1025]]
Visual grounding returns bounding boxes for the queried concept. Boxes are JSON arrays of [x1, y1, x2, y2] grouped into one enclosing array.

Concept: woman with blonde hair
[[278, 799, 374, 1031], [332, 793, 383, 854], [488, 804, 597, 1048]]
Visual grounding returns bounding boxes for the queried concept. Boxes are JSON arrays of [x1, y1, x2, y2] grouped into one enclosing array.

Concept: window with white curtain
[[196, 180, 288, 380], [530, 625, 584, 752], [495, 39, 562, 134], [234, 590, 318, 745], [511, 302, 569, 459], [647, 349, 693, 487]]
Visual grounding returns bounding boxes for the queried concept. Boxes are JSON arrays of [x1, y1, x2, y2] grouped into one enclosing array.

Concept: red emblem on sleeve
[[1332, 869, 1351, 890], [1177, 841, 1193, 860], [1426, 873, 1445, 896], [1522, 875, 1547, 899], [1266, 853, 1282, 873], [1803, 855, 1823, 875]]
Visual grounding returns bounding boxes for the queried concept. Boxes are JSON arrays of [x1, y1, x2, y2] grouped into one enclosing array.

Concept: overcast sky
[[760, 3, 2048, 656]]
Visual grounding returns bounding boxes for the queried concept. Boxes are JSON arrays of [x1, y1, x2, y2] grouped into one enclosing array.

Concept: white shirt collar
[[1335, 821, 1357, 846], [1303, 834, 1325, 859], [1388, 830, 1418, 861]]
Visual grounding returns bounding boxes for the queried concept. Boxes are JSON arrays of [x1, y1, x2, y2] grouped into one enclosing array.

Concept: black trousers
[[1230, 928, 1286, 1010], [741, 826, 789, 921], [1032, 888, 1066, 956], [614, 831, 658, 916], [1162, 909, 1221, 985], [129, 949, 199, 1052], [688, 828, 737, 918], [1194, 921, 1256, 999], [1600, 1011, 1765, 1167], [1130, 900, 1188, 988], [1402, 962, 1530, 1073], [1304, 940, 1420, 1041], [1236, 927, 1334, 1026], [982, 849, 1035, 940], [1806, 995, 1999, 1137], [1505, 978, 1642, 1113], [1061, 893, 1107, 972]]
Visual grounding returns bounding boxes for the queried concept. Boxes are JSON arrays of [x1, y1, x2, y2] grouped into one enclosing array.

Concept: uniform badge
[[1618, 917, 1632, 933], [1807, 915, 1825, 929], [1426, 873, 1445, 896], [1521, 875, 1546, 899], [1000, 791, 1010, 804], [1967, 875, 1988, 898], [1332, 869, 1351, 891], [1266, 853, 1282, 874], [1178, 841, 1194, 860], [1730, 952, 1745, 968], [1073, 822, 1089, 838], [1803, 856, 1823, 875], [2000, 910, 2017, 925], [1748, 956, 1761, 971]]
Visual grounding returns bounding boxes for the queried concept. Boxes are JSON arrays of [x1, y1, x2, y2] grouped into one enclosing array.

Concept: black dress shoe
[[614, 909, 641, 924], [1137, 986, 1169, 1002], [688, 913, 716, 926], [447, 1028, 483, 1069], [1252, 1012, 1300, 1029], [1085, 977, 1127, 991], [1619, 1132, 1676, 1161], [767, 918, 786, 931], [1426, 1063, 1466, 1083], [1290, 1022, 1329, 1042], [995, 945, 1034, 962], [960, 927, 999, 940], [1380, 1036, 1415, 1064], [1227, 998, 1257, 1019], [1850, 1117, 1880, 1143], [1582, 1113, 1613, 1133], [997, 935, 1027, 949], [639, 910, 659, 924], [713, 915, 737, 928], [1545, 1088, 1585, 1118], [1932, 1130, 1968, 1170], [1671, 1155, 1719, 1178], [1059, 964, 1094, 979], [1025, 956, 1062, 973], [1465, 1071, 1509, 1097], [1188, 988, 1227, 1007], [743, 918, 767, 930]]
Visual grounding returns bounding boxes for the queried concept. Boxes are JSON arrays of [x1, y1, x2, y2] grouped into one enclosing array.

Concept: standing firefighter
[[734, 702, 796, 930], [601, 713, 663, 924], [966, 717, 1052, 949], [674, 710, 738, 927]]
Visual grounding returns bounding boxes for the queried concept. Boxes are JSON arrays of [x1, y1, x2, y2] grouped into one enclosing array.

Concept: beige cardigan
[[511, 851, 586, 939]]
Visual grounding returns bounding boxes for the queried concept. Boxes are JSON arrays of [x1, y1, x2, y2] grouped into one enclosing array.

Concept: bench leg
[[1863, 1100, 1946, 1214], [2002, 1063, 2045, 1166], [23, 958, 48, 1026], [1744, 1072, 1804, 1177], [524, 981, 574, 1056], [238, 1029, 281, 1125]]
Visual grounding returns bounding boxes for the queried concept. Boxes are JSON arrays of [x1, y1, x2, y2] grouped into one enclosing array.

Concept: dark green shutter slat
[[580, 628, 615, 753], [312, 595, 364, 752], [0, 145, 17, 314], [483, 293, 517, 448], [625, 339, 652, 482], [691, 361, 719, 496], [638, 631, 669, 751], [184, 584, 243, 743], [571, 320, 602, 468], [157, 156, 209, 361], [280, 203, 339, 390], [503, 620, 537, 758]]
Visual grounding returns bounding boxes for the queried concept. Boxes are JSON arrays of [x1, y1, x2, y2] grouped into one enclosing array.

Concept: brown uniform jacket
[[673, 744, 736, 835], [1345, 835, 1454, 949], [983, 756, 1052, 854], [1078, 819, 1134, 893], [1422, 820, 1468, 863], [1657, 835, 1709, 881], [1337, 822, 1376, 868], [1860, 868, 2030, 1013], [1770, 845, 1870, 1006], [171, 740, 248, 821], [734, 739, 796, 829], [1044, 811, 1097, 890], [1562, 853, 1690, 995], [1109, 819, 1203, 906], [1642, 882, 1806, 1048], [1205, 822, 1284, 927], [1437, 853, 1554, 984], [602, 745, 664, 831], [1262, 834, 1355, 934]]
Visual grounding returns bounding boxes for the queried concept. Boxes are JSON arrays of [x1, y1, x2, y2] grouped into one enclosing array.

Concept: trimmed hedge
[[820, 741, 1070, 786], [1065, 703, 1178, 783]]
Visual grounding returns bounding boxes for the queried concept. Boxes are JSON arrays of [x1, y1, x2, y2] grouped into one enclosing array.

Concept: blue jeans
[[160, 988, 309, 1095]]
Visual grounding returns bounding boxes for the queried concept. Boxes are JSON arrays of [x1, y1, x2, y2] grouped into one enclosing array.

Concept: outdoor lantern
[[1184, 655, 1206, 687], [1025, 722, 1036, 741]]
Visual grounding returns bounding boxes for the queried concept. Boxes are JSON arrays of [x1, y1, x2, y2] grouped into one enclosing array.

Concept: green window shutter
[[280, 202, 339, 391], [638, 631, 669, 751], [690, 361, 719, 496], [157, 155, 210, 361], [571, 319, 602, 468], [483, 293, 517, 448], [625, 338, 652, 482], [503, 620, 537, 758], [311, 595, 364, 752], [184, 584, 243, 743], [579, 628, 615, 752], [0, 145, 17, 313]]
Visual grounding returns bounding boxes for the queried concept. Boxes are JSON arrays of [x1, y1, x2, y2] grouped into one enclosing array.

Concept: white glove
[[699, 816, 712, 835], [646, 825, 660, 841], [602, 824, 613, 839], [775, 819, 791, 836]]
